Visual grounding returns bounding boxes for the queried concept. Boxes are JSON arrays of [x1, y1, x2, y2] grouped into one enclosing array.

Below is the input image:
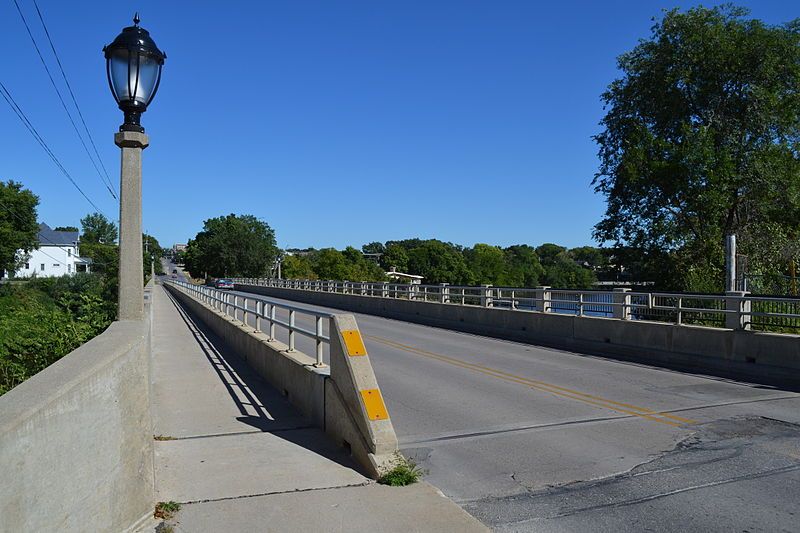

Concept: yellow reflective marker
[[342, 329, 367, 356], [360, 389, 389, 420]]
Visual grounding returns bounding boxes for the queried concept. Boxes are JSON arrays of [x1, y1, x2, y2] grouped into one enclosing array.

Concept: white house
[[2, 223, 92, 279]]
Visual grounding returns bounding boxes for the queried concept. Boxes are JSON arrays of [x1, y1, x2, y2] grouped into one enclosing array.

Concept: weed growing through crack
[[154, 501, 181, 520], [154, 435, 175, 441], [378, 455, 424, 486]]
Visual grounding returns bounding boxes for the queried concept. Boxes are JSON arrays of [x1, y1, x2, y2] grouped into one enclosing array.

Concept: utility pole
[[725, 234, 737, 292]]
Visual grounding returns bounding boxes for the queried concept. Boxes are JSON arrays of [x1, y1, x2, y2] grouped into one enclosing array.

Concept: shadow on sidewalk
[[162, 287, 365, 474]]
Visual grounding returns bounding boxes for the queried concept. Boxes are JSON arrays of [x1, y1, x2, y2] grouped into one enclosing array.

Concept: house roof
[[38, 223, 78, 246]]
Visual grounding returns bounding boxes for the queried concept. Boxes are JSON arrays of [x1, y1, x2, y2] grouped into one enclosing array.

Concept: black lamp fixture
[[103, 13, 166, 132]]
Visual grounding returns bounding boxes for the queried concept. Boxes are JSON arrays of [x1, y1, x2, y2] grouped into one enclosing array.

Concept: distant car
[[172, 269, 178, 274], [171, 274, 177, 279], [215, 279, 234, 290]]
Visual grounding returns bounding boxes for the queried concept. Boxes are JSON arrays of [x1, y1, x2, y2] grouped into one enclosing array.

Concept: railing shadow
[[162, 287, 365, 474]]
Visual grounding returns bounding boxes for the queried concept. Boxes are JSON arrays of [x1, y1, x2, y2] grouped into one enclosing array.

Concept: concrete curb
[[163, 283, 400, 478]]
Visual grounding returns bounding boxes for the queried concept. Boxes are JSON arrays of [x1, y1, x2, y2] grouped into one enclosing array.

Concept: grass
[[154, 501, 181, 520], [154, 435, 175, 441], [378, 455, 423, 486]]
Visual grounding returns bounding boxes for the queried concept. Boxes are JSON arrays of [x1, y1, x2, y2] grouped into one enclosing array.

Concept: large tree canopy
[[80, 212, 118, 244], [184, 214, 278, 278], [593, 6, 800, 290], [0, 181, 39, 276]]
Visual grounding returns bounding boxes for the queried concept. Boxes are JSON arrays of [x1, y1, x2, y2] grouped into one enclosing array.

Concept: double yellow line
[[365, 334, 696, 428]]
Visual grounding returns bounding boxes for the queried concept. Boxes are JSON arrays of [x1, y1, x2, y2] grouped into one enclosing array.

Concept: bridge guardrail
[[230, 278, 800, 333], [166, 279, 331, 366]]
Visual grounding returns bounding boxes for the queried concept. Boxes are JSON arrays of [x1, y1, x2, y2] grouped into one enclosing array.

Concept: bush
[[0, 275, 114, 395]]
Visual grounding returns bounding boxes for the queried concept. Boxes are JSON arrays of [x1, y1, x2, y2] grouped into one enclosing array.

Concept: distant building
[[172, 243, 187, 253], [385, 266, 423, 284], [2, 223, 91, 279]]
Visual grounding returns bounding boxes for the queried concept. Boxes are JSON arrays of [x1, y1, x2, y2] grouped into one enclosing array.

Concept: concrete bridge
[[2, 263, 799, 532]]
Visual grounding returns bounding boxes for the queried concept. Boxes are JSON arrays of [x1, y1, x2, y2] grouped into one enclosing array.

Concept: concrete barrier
[[163, 284, 399, 478], [234, 284, 800, 389], [0, 287, 154, 533]]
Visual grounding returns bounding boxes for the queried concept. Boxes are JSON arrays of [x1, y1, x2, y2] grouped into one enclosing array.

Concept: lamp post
[[104, 14, 165, 320]]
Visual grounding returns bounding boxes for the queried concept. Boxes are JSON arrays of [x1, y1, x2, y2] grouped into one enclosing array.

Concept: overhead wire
[[0, 80, 109, 218], [31, 0, 117, 199], [10, 0, 118, 200]]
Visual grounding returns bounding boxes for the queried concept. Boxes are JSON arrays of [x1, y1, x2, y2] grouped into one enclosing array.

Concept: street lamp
[[103, 13, 166, 132], [104, 14, 165, 320]]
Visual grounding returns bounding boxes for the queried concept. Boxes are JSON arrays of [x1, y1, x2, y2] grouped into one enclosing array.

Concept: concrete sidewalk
[[149, 284, 487, 532]]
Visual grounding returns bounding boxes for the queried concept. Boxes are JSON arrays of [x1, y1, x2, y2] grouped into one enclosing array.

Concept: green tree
[[80, 212, 118, 244], [380, 244, 410, 272], [282, 254, 316, 279], [53, 226, 79, 232], [407, 240, 474, 285], [311, 248, 350, 280], [536, 244, 597, 289], [593, 6, 800, 291], [362, 242, 385, 255], [464, 243, 507, 285], [143, 234, 164, 275], [503, 245, 544, 287], [184, 214, 278, 278], [0, 181, 39, 277]]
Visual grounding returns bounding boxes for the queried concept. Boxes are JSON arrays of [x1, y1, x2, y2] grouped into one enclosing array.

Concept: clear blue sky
[[1, 1, 795, 250]]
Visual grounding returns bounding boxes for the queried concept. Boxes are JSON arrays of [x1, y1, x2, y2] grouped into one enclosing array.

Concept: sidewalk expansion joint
[[177, 480, 375, 506], [158, 426, 314, 441]]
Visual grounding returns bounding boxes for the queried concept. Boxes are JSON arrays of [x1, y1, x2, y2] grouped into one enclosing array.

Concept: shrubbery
[[0, 274, 115, 395]]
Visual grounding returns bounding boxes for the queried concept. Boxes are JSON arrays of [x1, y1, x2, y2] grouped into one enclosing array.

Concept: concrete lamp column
[[115, 131, 149, 320]]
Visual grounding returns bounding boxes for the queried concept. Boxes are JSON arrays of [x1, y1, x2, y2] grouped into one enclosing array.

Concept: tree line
[[180, 213, 605, 288]]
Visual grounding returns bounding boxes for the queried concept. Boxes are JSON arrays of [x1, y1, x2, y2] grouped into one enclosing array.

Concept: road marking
[[365, 334, 696, 428]]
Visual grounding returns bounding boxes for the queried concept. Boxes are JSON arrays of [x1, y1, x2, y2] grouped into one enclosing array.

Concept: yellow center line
[[364, 334, 696, 428]]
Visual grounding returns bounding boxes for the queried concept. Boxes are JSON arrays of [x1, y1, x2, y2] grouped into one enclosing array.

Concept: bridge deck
[[150, 284, 486, 531], [229, 286, 800, 531]]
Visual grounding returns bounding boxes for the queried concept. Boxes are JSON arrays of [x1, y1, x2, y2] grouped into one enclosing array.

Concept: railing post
[[380, 282, 389, 298], [439, 283, 450, 304], [269, 304, 276, 340], [409, 284, 417, 301], [288, 309, 296, 351], [612, 288, 632, 320], [255, 300, 262, 332], [726, 291, 751, 330], [481, 284, 493, 308], [242, 297, 249, 326], [535, 286, 552, 313], [315, 316, 324, 367]]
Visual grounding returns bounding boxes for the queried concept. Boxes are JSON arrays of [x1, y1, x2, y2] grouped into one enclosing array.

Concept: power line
[[0, 80, 109, 217], [10, 0, 117, 200], [31, 0, 117, 199]]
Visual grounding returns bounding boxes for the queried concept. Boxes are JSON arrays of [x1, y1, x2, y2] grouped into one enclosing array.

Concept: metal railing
[[230, 278, 800, 333], [165, 279, 332, 366]]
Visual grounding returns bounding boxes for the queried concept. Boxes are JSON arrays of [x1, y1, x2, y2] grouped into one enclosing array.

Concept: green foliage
[[0, 274, 114, 395], [378, 456, 423, 486], [464, 243, 507, 285], [154, 501, 181, 520], [310, 247, 385, 281], [144, 234, 165, 275], [593, 6, 800, 290], [536, 244, 597, 289], [380, 244, 410, 273], [0, 181, 39, 276], [407, 240, 474, 285], [80, 212, 118, 244], [53, 226, 78, 232], [184, 214, 278, 278], [282, 254, 316, 280], [503, 245, 545, 287]]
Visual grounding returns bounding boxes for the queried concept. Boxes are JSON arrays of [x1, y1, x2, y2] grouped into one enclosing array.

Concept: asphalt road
[[165, 272, 800, 531]]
